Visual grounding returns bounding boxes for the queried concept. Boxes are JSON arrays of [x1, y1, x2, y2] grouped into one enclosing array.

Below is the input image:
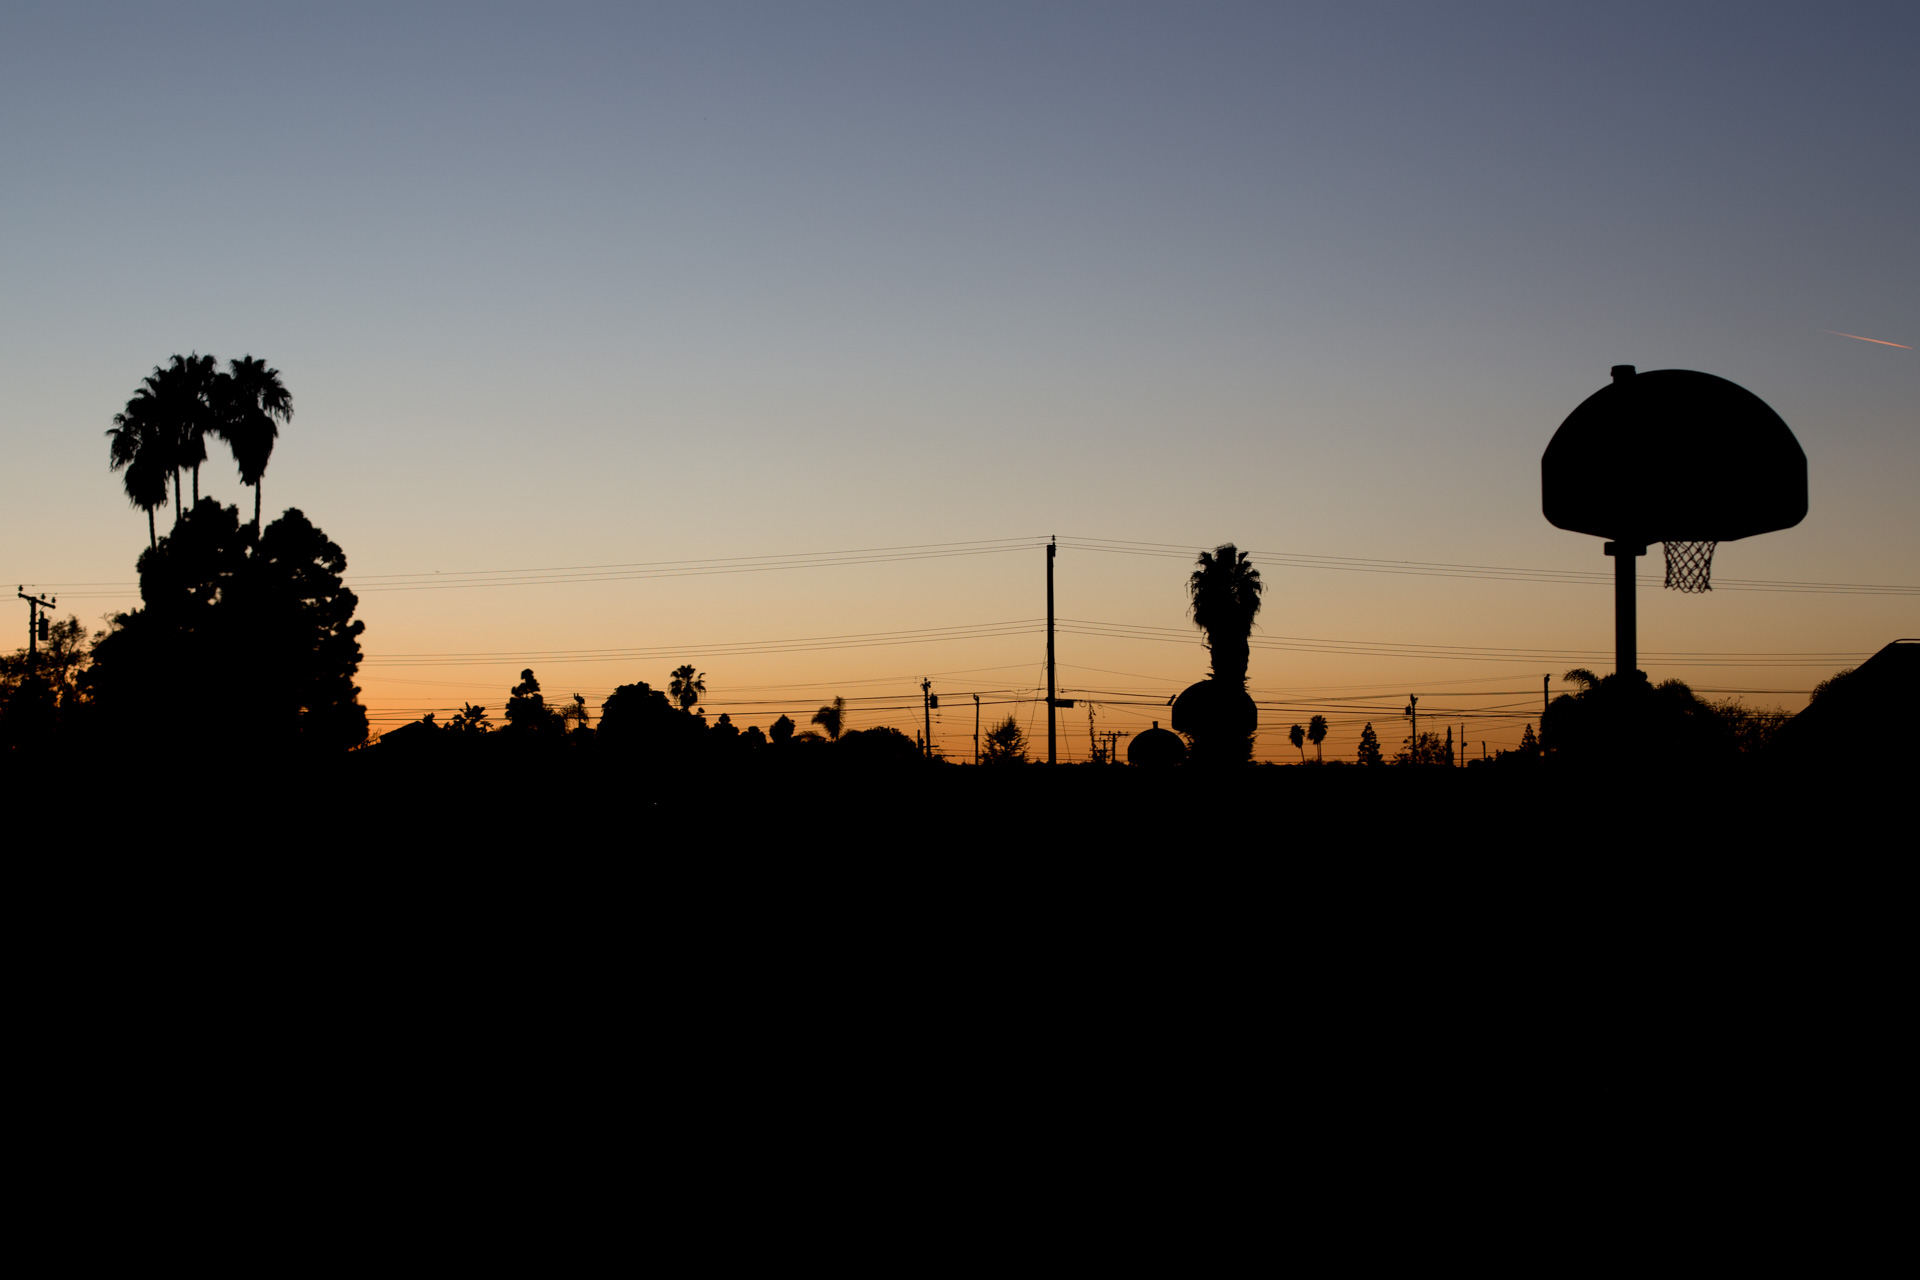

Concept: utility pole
[[1405, 695, 1418, 760], [921, 678, 936, 760], [972, 693, 980, 765], [1461, 723, 1467, 768], [1044, 537, 1059, 767], [1087, 700, 1097, 762], [18, 588, 56, 673], [1542, 674, 1549, 722]]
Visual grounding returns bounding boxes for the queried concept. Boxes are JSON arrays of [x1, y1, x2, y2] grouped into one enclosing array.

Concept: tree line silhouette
[[5, 358, 1907, 778]]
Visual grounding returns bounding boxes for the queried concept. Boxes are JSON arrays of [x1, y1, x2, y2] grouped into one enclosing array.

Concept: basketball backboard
[[1543, 366, 1806, 543]]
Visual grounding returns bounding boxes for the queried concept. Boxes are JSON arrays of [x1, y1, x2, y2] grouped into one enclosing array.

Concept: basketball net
[[1663, 541, 1716, 593]]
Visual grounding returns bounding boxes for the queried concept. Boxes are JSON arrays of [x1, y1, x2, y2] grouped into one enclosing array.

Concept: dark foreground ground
[[5, 755, 1904, 1238]]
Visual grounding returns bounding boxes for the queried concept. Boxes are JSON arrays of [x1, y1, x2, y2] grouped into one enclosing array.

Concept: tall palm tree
[[113, 369, 178, 523], [1289, 723, 1306, 762], [107, 394, 172, 548], [164, 354, 218, 506], [117, 356, 216, 521], [669, 665, 706, 712], [216, 355, 292, 536], [1173, 543, 1265, 765], [1188, 543, 1263, 686], [1308, 714, 1328, 762]]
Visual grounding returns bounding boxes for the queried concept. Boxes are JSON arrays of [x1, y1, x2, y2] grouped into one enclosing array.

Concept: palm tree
[[1289, 722, 1306, 762], [107, 396, 171, 548], [216, 355, 292, 537], [811, 695, 846, 741], [669, 665, 706, 712], [112, 369, 179, 526], [1308, 714, 1328, 762], [156, 354, 218, 507], [115, 356, 217, 523], [1188, 543, 1263, 686]]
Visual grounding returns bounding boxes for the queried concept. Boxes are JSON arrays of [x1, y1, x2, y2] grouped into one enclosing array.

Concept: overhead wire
[[18, 530, 1915, 598]]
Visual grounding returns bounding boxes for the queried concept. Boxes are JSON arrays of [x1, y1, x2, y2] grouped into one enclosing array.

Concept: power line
[[1056, 535, 1920, 597], [359, 614, 1869, 669], [17, 531, 1914, 599]]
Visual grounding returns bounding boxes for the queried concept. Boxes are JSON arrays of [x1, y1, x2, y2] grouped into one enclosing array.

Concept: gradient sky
[[3, 1, 1914, 760]]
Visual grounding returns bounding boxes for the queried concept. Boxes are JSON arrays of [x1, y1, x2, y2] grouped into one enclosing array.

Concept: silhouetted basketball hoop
[[1662, 540, 1716, 593], [1543, 366, 1806, 675]]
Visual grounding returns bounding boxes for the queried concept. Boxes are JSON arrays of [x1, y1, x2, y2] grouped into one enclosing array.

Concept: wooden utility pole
[[1405, 695, 1418, 760], [921, 678, 935, 759], [973, 693, 980, 765], [17, 588, 55, 672], [1046, 538, 1056, 765]]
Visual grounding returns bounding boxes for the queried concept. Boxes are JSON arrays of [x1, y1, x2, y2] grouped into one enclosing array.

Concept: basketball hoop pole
[[1603, 541, 1644, 678]]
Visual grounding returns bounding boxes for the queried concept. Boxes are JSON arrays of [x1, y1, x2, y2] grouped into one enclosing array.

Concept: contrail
[[1823, 329, 1912, 349]]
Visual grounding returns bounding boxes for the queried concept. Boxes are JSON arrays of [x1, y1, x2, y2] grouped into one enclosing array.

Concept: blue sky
[[3, 2, 1913, 755]]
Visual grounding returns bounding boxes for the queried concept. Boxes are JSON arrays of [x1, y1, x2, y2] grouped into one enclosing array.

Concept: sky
[[3, 1, 1914, 761]]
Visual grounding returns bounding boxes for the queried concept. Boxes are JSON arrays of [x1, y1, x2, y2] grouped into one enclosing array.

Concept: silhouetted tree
[[1542, 671, 1737, 767], [0, 616, 95, 752], [811, 696, 846, 742], [1807, 667, 1859, 705], [1174, 544, 1264, 765], [559, 692, 590, 733], [1397, 731, 1449, 766], [1356, 722, 1383, 766], [506, 669, 562, 734], [1, 615, 94, 715], [106, 401, 172, 549], [1307, 714, 1328, 762], [119, 355, 218, 511], [981, 714, 1028, 765], [839, 725, 921, 766], [1518, 723, 1539, 756], [1289, 723, 1306, 762], [174, 354, 219, 504], [450, 703, 491, 734], [669, 665, 706, 713], [215, 355, 292, 536], [769, 714, 795, 745], [743, 725, 768, 749], [1188, 544, 1263, 685], [1708, 699, 1791, 755], [598, 680, 701, 757], [83, 501, 367, 753]]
